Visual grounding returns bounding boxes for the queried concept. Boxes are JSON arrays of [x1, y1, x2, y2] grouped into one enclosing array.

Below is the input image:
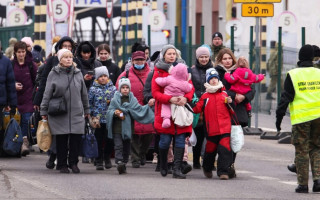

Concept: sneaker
[[96, 163, 104, 170], [152, 153, 158, 164], [117, 162, 126, 174], [46, 160, 55, 169], [60, 167, 70, 173], [220, 174, 229, 180], [228, 163, 236, 178], [132, 161, 140, 168], [70, 165, 80, 174], [203, 168, 212, 178], [21, 137, 30, 156]]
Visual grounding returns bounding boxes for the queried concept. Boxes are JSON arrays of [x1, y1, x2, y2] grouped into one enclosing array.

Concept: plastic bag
[[189, 129, 197, 146], [36, 120, 52, 152], [230, 125, 244, 153]]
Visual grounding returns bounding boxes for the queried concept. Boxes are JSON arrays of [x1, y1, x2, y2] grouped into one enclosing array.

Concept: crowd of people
[[1, 32, 320, 193]]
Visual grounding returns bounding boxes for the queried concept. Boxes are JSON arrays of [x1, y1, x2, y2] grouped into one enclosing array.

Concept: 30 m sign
[[242, 3, 274, 17]]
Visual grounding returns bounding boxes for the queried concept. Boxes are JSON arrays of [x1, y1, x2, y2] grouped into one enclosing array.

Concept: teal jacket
[[106, 91, 154, 139]]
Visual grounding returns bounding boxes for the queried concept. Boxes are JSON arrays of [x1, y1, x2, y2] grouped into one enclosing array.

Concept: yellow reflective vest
[[288, 67, 320, 125]]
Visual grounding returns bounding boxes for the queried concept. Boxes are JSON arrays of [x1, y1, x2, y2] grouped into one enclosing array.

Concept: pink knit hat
[[57, 49, 72, 61], [196, 47, 210, 59], [21, 37, 33, 47]]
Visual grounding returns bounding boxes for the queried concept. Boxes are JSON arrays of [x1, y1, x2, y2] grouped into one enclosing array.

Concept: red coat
[[151, 66, 194, 135], [116, 63, 156, 135], [193, 88, 232, 136]]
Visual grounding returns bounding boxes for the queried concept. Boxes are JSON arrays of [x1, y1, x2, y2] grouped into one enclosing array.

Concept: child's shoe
[[162, 118, 171, 128], [152, 153, 158, 164], [117, 161, 126, 174]]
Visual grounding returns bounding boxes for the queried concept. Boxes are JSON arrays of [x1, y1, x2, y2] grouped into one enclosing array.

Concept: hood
[[75, 41, 96, 60], [233, 68, 256, 85], [156, 57, 186, 71], [92, 79, 114, 88], [170, 63, 188, 81], [52, 64, 80, 74], [55, 36, 75, 52]]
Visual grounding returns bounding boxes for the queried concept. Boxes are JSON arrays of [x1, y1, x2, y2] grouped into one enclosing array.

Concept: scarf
[[204, 81, 223, 93], [80, 57, 94, 69], [106, 91, 154, 140], [217, 64, 237, 73], [156, 58, 186, 71]]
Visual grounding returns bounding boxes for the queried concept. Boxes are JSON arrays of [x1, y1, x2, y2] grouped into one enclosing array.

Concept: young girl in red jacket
[[193, 68, 234, 180]]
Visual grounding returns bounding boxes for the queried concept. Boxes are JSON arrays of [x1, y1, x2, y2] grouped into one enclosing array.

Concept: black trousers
[[192, 125, 205, 165], [56, 134, 82, 168], [94, 123, 114, 163]]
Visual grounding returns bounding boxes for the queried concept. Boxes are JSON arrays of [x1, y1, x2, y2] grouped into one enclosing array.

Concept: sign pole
[[68, 0, 75, 37], [254, 17, 260, 128], [48, 0, 56, 39], [106, 0, 113, 56], [109, 12, 113, 56]]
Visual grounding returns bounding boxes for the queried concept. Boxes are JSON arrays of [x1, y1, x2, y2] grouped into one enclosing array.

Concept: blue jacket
[[0, 52, 17, 107], [88, 80, 116, 123]]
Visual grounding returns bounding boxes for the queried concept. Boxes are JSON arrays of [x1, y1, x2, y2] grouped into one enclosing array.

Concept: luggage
[[28, 110, 41, 145], [2, 118, 23, 156]]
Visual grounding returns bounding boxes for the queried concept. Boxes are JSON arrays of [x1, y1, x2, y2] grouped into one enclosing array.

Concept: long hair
[[215, 48, 237, 66]]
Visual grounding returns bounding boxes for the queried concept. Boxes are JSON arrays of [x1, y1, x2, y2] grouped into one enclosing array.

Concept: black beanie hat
[[81, 44, 91, 53], [212, 32, 223, 40], [299, 44, 314, 61], [312, 45, 320, 57]]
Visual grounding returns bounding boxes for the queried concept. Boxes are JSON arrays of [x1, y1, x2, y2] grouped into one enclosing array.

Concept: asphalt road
[[1, 114, 319, 199]]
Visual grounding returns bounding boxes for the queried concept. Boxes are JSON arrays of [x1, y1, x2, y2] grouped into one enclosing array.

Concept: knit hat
[[57, 49, 72, 61], [201, 44, 213, 56], [52, 36, 61, 44], [212, 32, 223, 40], [32, 45, 43, 63], [196, 46, 210, 59], [299, 44, 314, 62], [206, 68, 220, 82], [161, 44, 177, 56], [95, 66, 109, 79], [118, 77, 131, 91], [132, 51, 145, 60], [21, 37, 33, 47], [312, 45, 320, 57]]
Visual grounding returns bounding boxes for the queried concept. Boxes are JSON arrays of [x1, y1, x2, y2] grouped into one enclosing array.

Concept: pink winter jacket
[[116, 63, 156, 135], [224, 67, 264, 94], [155, 64, 192, 96]]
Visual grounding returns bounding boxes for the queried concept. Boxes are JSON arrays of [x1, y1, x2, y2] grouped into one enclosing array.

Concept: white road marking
[[279, 181, 297, 186], [252, 176, 280, 181]]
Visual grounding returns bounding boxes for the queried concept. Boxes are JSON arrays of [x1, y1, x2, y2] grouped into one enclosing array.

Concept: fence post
[[277, 27, 282, 105], [301, 27, 305, 46], [200, 25, 204, 45], [231, 26, 234, 53], [188, 26, 192, 67], [122, 25, 126, 63], [134, 23, 138, 41], [248, 26, 254, 127], [148, 25, 151, 53], [175, 26, 178, 48]]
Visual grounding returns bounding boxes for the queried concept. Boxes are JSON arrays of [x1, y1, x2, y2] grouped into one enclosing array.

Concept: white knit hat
[[118, 77, 131, 91], [57, 49, 71, 61], [95, 66, 109, 79]]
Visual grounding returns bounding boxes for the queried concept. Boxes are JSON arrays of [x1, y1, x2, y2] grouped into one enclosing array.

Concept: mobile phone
[[87, 70, 94, 75]]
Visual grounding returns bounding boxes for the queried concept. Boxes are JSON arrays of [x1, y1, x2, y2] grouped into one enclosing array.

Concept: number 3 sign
[[52, 0, 69, 22]]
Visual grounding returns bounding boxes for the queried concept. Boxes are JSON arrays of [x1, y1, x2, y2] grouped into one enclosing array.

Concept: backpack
[[3, 118, 23, 156]]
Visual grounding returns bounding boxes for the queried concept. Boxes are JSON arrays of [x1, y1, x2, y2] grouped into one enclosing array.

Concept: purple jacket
[[13, 51, 37, 113]]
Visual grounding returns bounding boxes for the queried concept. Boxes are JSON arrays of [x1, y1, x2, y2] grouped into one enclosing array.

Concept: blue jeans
[[20, 112, 32, 137], [159, 133, 185, 149]]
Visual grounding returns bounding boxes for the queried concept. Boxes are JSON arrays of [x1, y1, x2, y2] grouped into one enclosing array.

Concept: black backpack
[[2, 118, 23, 156]]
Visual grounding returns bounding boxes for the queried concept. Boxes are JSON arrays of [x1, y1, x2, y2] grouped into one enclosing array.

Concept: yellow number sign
[[242, 3, 274, 17], [234, 0, 281, 2]]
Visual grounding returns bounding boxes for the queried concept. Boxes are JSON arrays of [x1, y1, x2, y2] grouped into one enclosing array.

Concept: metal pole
[[188, 26, 192, 67], [277, 27, 282, 105], [134, 23, 138, 41], [200, 25, 204, 44], [109, 12, 113, 56], [174, 26, 178, 48], [248, 25, 254, 128], [231, 26, 234, 53], [301, 27, 305, 46], [122, 25, 126, 63], [148, 25, 151, 53], [254, 17, 260, 128]]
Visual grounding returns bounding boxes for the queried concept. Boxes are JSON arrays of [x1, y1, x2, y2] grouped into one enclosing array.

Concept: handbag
[[82, 120, 98, 158], [230, 114, 244, 153], [171, 104, 193, 127], [48, 73, 73, 116]]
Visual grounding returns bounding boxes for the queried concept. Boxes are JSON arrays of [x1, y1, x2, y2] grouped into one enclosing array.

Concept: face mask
[[134, 64, 145, 70]]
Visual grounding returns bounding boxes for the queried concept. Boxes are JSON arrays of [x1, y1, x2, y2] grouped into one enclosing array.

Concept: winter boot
[[104, 157, 112, 169], [181, 161, 192, 174], [172, 147, 186, 179], [117, 161, 126, 174], [155, 154, 160, 172], [159, 148, 169, 177], [202, 152, 215, 178], [96, 160, 104, 170], [21, 136, 30, 156], [167, 162, 173, 174], [46, 153, 56, 169]]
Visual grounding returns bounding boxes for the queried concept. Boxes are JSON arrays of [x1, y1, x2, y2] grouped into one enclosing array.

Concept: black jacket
[[191, 60, 213, 98]]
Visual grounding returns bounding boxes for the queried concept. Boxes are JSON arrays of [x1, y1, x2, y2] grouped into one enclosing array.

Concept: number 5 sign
[[51, 0, 70, 22], [148, 10, 166, 31], [277, 11, 297, 32]]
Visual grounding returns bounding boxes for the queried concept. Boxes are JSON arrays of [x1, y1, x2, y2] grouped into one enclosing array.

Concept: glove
[[276, 116, 283, 132]]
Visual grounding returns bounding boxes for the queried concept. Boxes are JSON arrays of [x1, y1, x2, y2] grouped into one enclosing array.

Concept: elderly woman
[[191, 46, 214, 169], [215, 48, 256, 178], [40, 49, 90, 174], [152, 44, 194, 179]]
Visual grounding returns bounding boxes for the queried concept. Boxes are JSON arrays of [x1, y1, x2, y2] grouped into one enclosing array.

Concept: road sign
[[52, 0, 69, 22], [7, 8, 27, 26], [242, 3, 274, 17], [106, 0, 113, 18], [277, 11, 297, 32], [148, 10, 166, 31], [234, 0, 281, 2], [225, 19, 243, 37]]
